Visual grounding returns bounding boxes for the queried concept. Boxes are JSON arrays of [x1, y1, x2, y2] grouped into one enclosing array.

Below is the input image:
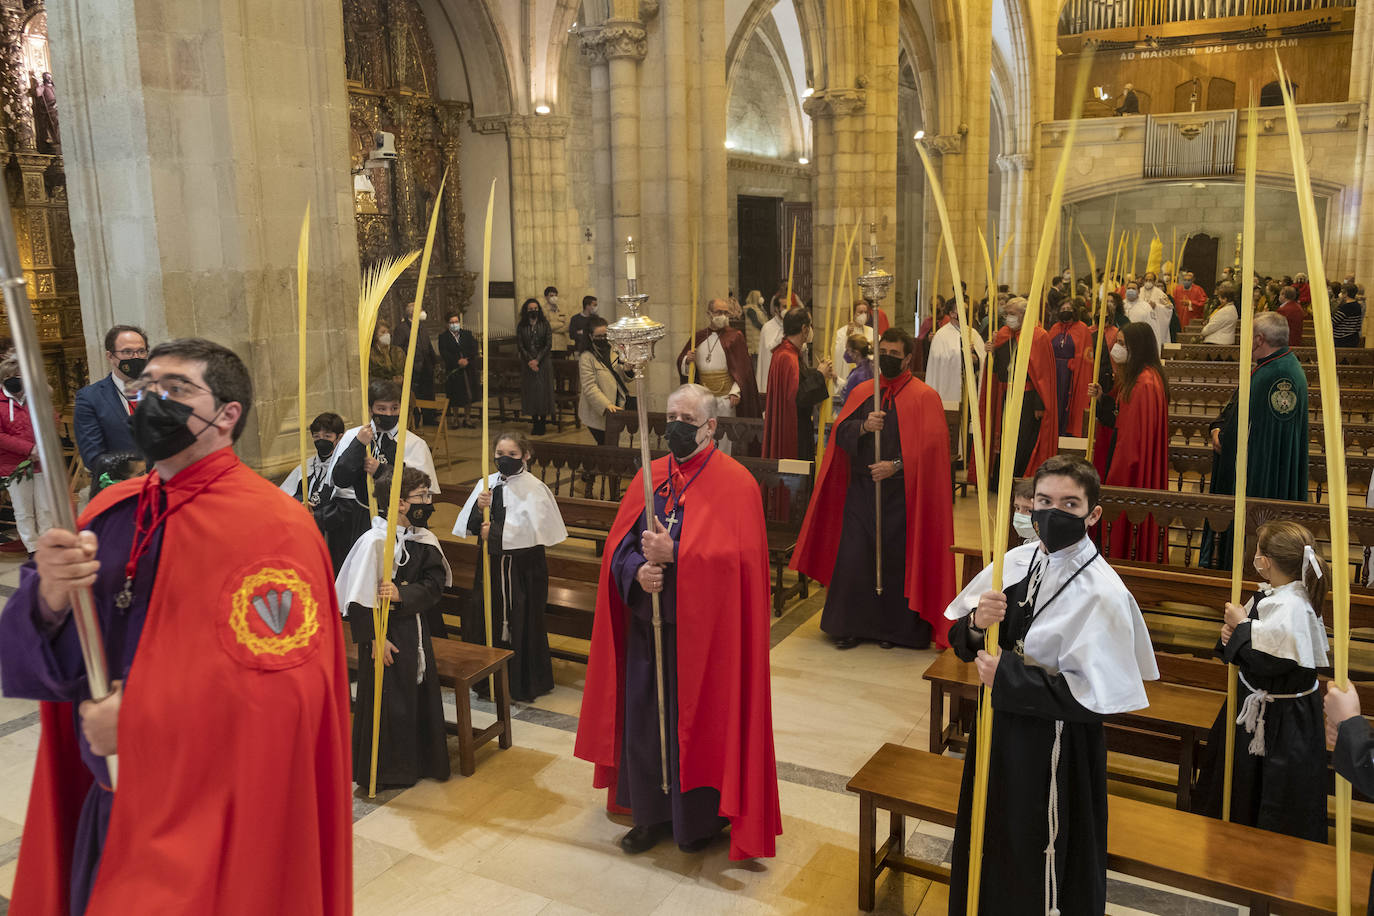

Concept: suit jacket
[[74, 375, 140, 472]]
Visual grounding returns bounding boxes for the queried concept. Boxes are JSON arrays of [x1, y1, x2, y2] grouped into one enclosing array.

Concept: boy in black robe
[[338, 464, 451, 790]]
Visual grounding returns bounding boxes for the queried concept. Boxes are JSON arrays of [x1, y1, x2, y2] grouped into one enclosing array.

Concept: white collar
[[111, 373, 128, 395], [1038, 535, 1096, 564]]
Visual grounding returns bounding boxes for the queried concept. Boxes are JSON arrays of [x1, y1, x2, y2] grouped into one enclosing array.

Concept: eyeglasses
[[113, 348, 148, 359], [127, 374, 212, 402], [406, 492, 433, 504]]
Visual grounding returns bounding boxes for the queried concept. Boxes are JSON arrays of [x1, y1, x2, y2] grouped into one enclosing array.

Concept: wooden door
[[1181, 234, 1220, 290], [738, 195, 781, 304], [782, 202, 814, 308]]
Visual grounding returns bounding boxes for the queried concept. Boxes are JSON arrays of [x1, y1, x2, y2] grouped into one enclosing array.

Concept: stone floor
[[0, 419, 1252, 914]]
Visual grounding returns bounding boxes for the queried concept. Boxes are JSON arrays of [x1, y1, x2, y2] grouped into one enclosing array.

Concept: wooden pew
[[604, 409, 767, 454], [1168, 413, 1374, 456], [1165, 444, 1374, 501], [1170, 343, 1374, 366], [922, 650, 1219, 809], [847, 742, 1372, 914], [1166, 359, 1374, 389]]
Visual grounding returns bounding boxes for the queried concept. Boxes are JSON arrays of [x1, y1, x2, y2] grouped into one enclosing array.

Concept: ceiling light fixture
[[535, 104, 551, 115], [798, 157, 809, 164]]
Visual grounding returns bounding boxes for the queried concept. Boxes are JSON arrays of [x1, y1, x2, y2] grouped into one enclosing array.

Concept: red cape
[[790, 373, 956, 647], [1277, 302, 1306, 347], [974, 325, 1059, 482], [875, 308, 891, 334], [763, 339, 802, 459], [13, 448, 353, 915], [574, 447, 781, 859], [1094, 368, 1169, 562], [677, 328, 761, 416], [1050, 320, 1094, 436], [1172, 284, 1207, 327]]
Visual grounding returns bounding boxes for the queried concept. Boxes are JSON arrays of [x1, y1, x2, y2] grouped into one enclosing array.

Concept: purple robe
[[610, 482, 726, 846], [0, 493, 163, 914], [1052, 330, 1077, 431]]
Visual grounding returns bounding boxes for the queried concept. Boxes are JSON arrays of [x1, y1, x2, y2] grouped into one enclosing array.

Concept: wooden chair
[[412, 395, 450, 463]]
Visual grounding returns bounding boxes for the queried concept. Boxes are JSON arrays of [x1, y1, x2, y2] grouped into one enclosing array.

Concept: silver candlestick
[[857, 224, 893, 596], [606, 238, 671, 795]]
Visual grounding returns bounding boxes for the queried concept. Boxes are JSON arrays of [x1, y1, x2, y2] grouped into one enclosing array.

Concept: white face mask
[[378, 333, 391, 347], [1004, 314, 1022, 331], [710, 314, 729, 330], [1013, 512, 1036, 540], [1110, 342, 1128, 364], [1143, 281, 1155, 290], [547, 295, 558, 306], [855, 312, 869, 327], [1125, 290, 1139, 302], [449, 322, 461, 332]]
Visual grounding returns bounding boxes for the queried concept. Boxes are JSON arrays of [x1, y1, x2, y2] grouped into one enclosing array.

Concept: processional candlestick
[[607, 238, 671, 794], [857, 224, 894, 596]]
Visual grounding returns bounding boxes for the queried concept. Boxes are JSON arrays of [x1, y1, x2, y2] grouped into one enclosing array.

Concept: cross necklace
[[658, 445, 718, 533]]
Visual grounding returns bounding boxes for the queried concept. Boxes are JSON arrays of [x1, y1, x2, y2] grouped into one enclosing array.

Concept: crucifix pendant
[[663, 511, 678, 533], [115, 577, 134, 609]]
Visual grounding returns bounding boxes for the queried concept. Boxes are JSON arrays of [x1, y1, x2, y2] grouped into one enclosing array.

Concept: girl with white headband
[[1193, 520, 1330, 840]]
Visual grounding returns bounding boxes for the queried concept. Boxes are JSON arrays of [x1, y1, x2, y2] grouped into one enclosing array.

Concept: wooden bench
[[1168, 381, 1374, 422], [344, 636, 514, 777], [1166, 359, 1374, 388], [1168, 413, 1374, 456], [1170, 343, 1374, 366], [847, 742, 1373, 914], [922, 649, 1221, 809], [1165, 443, 1374, 501]]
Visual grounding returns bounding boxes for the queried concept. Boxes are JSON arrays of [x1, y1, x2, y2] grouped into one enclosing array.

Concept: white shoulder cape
[[278, 455, 327, 497], [926, 323, 986, 409], [945, 538, 1159, 715], [334, 516, 453, 617], [322, 423, 441, 500], [1248, 581, 1329, 669], [453, 470, 568, 550]]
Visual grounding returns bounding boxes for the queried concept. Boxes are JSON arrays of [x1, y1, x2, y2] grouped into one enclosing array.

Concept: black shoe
[[879, 641, 895, 650], [679, 835, 713, 853], [834, 637, 860, 650], [619, 822, 669, 855]]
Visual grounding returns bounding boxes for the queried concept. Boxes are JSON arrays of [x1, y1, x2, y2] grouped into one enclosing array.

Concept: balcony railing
[[1143, 110, 1238, 178], [1059, 0, 1355, 35]]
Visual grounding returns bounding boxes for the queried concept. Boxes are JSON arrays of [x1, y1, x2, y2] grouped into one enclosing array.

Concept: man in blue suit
[[73, 324, 147, 495]]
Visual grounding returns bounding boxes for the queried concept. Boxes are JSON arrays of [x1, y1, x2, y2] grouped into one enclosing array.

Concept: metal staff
[[607, 238, 670, 794], [856, 224, 893, 596], [0, 188, 117, 785]]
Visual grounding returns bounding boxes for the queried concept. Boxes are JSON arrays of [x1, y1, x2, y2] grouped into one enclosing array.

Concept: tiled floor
[[0, 424, 1248, 914]]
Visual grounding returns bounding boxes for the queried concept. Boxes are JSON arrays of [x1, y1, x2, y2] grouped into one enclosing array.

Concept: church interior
[[0, 0, 1372, 912]]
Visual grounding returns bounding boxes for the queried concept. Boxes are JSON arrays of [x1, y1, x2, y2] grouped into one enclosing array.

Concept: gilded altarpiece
[[0, 2, 85, 406], [344, 0, 473, 329]]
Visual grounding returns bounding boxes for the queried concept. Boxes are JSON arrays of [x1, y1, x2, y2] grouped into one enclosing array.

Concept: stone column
[[579, 29, 616, 308], [46, 0, 359, 473], [507, 113, 586, 301], [602, 20, 646, 292]]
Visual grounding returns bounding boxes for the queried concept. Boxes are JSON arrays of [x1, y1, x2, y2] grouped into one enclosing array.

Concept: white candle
[[626, 238, 637, 282], [869, 227, 878, 250]]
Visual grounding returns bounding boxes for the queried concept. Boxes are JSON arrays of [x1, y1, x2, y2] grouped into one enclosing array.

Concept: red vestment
[[763, 339, 802, 459], [676, 327, 761, 416], [791, 373, 956, 647], [12, 449, 353, 915], [1172, 283, 1208, 327], [1277, 302, 1306, 347], [1050, 320, 1094, 437], [974, 325, 1058, 482], [1093, 368, 1169, 562], [574, 448, 782, 860]]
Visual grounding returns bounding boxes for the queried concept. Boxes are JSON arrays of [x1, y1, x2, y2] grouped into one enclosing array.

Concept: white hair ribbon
[[1303, 544, 1323, 580]]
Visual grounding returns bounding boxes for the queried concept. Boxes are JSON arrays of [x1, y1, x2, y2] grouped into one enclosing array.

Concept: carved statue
[[31, 71, 57, 150]]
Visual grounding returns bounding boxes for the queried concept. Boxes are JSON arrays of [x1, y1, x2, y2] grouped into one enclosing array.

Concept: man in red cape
[[1049, 299, 1094, 436], [1172, 270, 1208, 327], [763, 308, 831, 463], [978, 296, 1058, 487], [0, 339, 352, 915], [792, 328, 955, 649], [575, 383, 781, 860], [675, 298, 760, 418]]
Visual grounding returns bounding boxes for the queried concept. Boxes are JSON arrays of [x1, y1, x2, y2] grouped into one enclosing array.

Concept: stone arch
[[540, 0, 583, 112], [897, 0, 938, 131], [727, 22, 806, 158], [727, 0, 820, 93], [423, 0, 517, 116]]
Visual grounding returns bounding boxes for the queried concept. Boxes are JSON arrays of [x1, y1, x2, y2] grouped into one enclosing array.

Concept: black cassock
[[818, 404, 930, 647], [1334, 717, 1374, 915], [332, 431, 400, 553], [608, 486, 726, 845], [948, 566, 1108, 916], [462, 484, 555, 702], [438, 327, 480, 407], [349, 538, 451, 790], [990, 339, 1045, 487], [287, 459, 355, 572], [1193, 594, 1326, 841]]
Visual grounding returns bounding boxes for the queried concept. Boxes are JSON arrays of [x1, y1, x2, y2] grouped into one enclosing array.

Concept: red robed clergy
[[11, 450, 352, 915], [763, 339, 803, 458], [674, 327, 761, 416], [974, 324, 1059, 482], [574, 450, 782, 861], [1092, 366, 1169, 562], [1050, 318, 1094, 436], [1172, 282, 1208, 327], [791, 372, 956, 647]]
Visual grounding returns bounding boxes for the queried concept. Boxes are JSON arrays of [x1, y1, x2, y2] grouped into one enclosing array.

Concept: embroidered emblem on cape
[[1269, 378, 1298, 417], [230, 567, 319, 656]]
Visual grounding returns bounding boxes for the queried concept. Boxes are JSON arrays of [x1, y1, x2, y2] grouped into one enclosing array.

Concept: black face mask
[[593, 339, 611, 359], [1058, 311, 1074, 324], [313, 438, 335, 460], [2, 377, 21, 396], [129, 395, 219, 462], [878, 354, 905, 379], [495, 455, 524, 477], [1031, 506, 1089, 553], [118, 357, 147, 379], [372, 413, 398, 432], [406, 503, 435, 529], [664, 420, 705, 460]]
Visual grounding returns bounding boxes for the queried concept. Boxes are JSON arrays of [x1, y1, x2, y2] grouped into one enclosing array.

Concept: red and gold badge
[[221, 565, 322, 669]]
